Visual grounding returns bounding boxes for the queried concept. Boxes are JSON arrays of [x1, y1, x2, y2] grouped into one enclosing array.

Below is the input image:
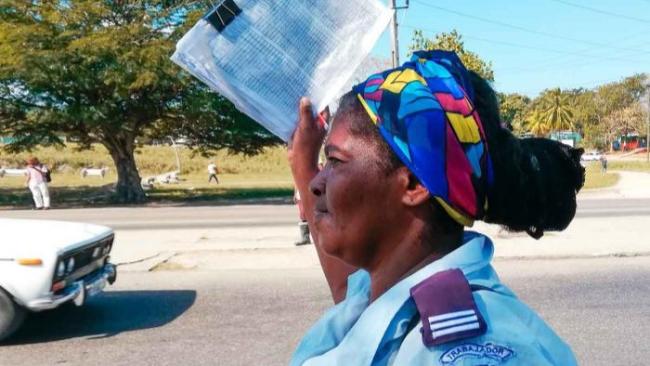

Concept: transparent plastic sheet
[[171, 0, 392, 141]]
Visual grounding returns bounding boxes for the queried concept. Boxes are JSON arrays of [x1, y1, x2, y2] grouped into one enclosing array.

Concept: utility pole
[[647, 85, 649, 162], [389, 0, 409, 68]]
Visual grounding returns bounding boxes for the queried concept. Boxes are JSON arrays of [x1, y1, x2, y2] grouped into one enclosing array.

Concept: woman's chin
[[316, 234, 344, 258], [318, 238, 337, 256]]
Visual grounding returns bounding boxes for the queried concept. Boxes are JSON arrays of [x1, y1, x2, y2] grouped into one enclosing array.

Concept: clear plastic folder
[[171, 0, 392, 141]]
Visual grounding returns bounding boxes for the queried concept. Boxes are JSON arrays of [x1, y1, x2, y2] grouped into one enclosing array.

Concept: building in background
[[612, 133, 648, 152], [549, 131, 582, 148]]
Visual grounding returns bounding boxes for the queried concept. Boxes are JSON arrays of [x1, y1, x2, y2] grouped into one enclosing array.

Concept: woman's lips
[[313, 202, 329, 220], [314, 208, 329, 217], [314, 200, 328, 213]]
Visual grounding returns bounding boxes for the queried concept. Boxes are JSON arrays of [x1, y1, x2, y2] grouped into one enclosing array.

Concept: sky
[[370, 0, 650, 98]]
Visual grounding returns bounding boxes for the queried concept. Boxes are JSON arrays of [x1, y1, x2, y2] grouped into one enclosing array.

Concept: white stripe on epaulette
[[430, 315, 479, 330], [432, 322, 481, 338], [428, 309, 476, 323]]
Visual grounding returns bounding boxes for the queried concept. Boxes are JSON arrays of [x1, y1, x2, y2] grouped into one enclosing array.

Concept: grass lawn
[[1, 145, 296, 208], [0, 171, 294, 208], [609, 160, 650, 173], [0, 144, 291, 176], [582, 162, 620, 190]]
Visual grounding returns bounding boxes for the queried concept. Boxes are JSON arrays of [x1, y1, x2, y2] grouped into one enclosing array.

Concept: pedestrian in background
[[25, 157, 51, 210], [294, 188, 311, 246], [600, 154, 608, 173], [208, 161, 219, 184]]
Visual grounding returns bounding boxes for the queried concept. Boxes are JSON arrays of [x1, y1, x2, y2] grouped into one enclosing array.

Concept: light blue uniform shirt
[[290, 231, 577, 366]]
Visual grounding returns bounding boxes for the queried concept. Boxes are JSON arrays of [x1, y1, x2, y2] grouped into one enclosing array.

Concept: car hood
[[0, 218, 113, 255]]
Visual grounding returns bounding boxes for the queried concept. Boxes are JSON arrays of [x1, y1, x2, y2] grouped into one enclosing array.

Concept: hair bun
[[465, 71, 586, 239], [482, 135, 585, 239]]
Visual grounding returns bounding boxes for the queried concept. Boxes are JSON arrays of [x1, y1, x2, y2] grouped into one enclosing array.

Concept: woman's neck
[[366, 222, 460, 302]]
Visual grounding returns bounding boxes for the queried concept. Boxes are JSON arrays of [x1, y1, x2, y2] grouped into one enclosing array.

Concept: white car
[[581, 151, 603, 161], [0, 219, 117, 341]]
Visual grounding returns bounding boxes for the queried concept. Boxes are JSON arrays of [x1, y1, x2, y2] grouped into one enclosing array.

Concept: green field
[[0, 145, 294, 208], [0, 144, 291, 176], [609, 160, 650, 173], [582, 162, 620, 190]]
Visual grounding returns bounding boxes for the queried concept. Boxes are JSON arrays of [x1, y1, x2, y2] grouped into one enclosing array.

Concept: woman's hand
[[287, 99, 354, 304], [287, 97, 326, 228], [287, 98, 327, 176]]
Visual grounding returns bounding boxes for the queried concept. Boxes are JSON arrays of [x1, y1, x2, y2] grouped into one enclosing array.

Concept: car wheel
[[0, 287, 26, 342]]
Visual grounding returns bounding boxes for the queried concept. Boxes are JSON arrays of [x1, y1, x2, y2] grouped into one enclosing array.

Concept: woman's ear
[[396, 167, 430, 207]]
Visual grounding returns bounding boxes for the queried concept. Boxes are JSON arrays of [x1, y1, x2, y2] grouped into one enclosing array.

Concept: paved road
[[2, 197, 650, 230], [1, 256, 648, 366], [4, 199, 649, 266], [576, 198, 650, 218]]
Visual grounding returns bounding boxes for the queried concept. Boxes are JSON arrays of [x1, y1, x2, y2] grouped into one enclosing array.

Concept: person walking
[[600, 154, 608, 173], [207, 161, 219, 184], [25, 157, 51, 210], [294, 188, 311, 246]]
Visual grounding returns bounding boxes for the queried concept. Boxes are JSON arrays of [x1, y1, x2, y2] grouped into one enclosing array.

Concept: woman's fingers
[[299, 97, 315, 129], [289, 98, 326, 150], [288, 97, 327, 177], [289, 98, 315, 150], [298, 97, 327, 136]]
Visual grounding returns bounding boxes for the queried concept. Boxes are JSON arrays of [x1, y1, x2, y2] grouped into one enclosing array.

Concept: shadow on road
[[6, 290, 196, 344]]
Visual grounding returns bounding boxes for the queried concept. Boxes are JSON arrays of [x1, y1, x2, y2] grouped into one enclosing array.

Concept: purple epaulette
[[410, 268, 487, 347]]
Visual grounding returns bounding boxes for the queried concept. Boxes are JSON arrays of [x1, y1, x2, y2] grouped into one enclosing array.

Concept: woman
[[288, 51, 583, 365], [25, 157, 51, 210]]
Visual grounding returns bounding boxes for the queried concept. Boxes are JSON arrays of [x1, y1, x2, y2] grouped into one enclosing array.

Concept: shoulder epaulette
[[410, 268, 487, 347]]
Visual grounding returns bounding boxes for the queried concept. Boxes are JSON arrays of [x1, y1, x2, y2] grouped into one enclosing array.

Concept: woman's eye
[[327, 156, 342, 165]]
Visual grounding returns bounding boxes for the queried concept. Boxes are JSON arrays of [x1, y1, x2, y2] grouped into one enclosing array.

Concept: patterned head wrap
[[352, 50, 494, 226]]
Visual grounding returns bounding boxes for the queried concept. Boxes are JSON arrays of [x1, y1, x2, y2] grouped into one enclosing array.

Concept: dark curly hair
[[336, 71, 585, 240]]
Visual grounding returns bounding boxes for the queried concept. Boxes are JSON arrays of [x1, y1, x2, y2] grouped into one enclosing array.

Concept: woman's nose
[[309, 170, 326, 197]]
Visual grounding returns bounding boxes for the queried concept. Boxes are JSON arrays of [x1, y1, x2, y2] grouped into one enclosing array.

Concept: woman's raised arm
[[288, 98, 357, 304]]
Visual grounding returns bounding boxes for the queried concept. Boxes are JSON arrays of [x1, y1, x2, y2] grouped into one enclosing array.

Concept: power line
[[570, 75, 644, 90], [547, 0, 650, 24], [410, 0, 650, 54], [505, 49, 650, 74], [404, 25, 650, 90], [403, 24, 650, 69], [506, 31, 650, 73], [503, 39, 650, 73]]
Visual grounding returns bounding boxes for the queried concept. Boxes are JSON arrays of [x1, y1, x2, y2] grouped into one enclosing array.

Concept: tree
[[587, 74, 647, 150], [602, 103, 647, 151], [498, 93, 530, 134], [408, 30, 494, 81], [523, 88, 573, 136], [536, 88, 574, 132], [526, 110, 551, 137], [565, 88, 615, 149], [596, 74, 647, 116], [0, 1, 279, 203]]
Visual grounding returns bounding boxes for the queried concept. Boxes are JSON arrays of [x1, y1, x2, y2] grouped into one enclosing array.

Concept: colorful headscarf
[[352, 50, 494, 226]]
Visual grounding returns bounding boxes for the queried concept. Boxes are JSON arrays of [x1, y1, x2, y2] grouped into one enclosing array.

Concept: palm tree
[[539, 88, 574, 132], [526, 110, 551, 137]]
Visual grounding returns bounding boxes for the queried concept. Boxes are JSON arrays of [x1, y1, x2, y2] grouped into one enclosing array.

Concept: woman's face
[[309, 109, 405, 268]]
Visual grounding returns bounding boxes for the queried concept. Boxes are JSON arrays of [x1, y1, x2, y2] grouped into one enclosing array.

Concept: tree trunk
[[104, 137, 146, 204]]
